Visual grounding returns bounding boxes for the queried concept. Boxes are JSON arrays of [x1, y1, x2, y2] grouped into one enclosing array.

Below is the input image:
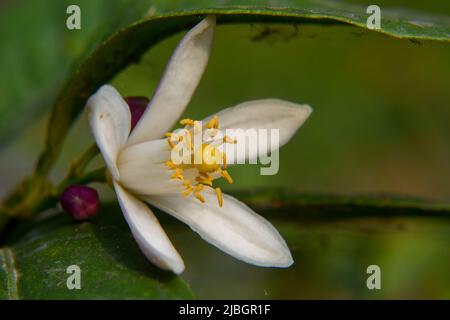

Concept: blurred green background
[[1, 0, 450, 299]]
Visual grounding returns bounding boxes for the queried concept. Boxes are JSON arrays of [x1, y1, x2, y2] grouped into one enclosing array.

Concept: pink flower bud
[[60, 185, 100, 220], [124, 96, 149, 130]]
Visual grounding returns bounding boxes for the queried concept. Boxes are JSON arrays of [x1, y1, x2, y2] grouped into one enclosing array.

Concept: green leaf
[[164, 190, 450, 299], [235, 189, 450, 218], [0, 208, 194, 299], [181, 212, 450, 299], [0, 0, 175, 148], [24, 0, 449, 174], [3, 190, 450, 299]]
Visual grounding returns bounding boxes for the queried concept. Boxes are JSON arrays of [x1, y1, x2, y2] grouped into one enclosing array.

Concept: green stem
[[58, 166, 107, 193], [31, 144, 102, 215], [67, 143, 99, 178], [0, 142, 104, 236], [33, 166, 107, 216]]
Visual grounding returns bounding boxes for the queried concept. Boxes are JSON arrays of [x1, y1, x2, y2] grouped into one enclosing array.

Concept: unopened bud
[[60, 185, 100, 220], [124, 96, 149, 130]]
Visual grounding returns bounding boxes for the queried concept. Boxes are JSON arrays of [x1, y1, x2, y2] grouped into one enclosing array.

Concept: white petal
[[87, 85, 131, 179], [127, 16, 216, 146], [117, 139, 183, 196], [118, 138, 170, 165], [204, 99, 312, 164], [146, 188, 293, 268], [113, 181, 185, 274]]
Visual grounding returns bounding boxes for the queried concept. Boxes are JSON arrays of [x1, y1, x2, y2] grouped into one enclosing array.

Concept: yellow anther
[[223, 135, 237, 144], [215, 187, 223, 207], [182, 187, 193, 197], [194, 193, 205, 203], [206, 116, 219, 129], [223, 153, 228, 169], [182, 180, 193, 196], [180, 118, 194, 126], [171, 168, 184, 180], [165, 160, 177, 169], [167, 138, 176, 149], [166, 116, 236, 207], [220, 169, 233, 184], [196, 175, 213, 186], [194, 184, 205, 203]]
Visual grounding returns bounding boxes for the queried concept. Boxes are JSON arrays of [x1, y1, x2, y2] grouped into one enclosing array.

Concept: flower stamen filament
[[165, 116, 236, 207]]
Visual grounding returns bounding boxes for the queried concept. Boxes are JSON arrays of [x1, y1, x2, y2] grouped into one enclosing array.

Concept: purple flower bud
[[60, 185, 100, 221], [124, 96, 149, 130]]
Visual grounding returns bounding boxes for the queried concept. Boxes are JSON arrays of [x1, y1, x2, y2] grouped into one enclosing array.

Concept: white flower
[[86, 15, 312, 274]]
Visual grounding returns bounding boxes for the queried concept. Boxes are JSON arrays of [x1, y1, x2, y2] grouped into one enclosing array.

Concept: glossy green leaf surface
[[2, 191, 450, 299], [1, 0, 450, 300], [0, 211, 194, 299], [170, 191, 450, 299]]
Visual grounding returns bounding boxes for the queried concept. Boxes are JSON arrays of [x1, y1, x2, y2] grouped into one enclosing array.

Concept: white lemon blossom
[[86, 16, 312, 274]]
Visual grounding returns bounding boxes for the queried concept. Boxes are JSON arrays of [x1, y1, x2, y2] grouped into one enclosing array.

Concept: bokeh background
[[1, 0, 450, 298]]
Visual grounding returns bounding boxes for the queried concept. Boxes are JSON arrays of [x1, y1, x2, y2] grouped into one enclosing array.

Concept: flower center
[[164, 116, 236, 207]]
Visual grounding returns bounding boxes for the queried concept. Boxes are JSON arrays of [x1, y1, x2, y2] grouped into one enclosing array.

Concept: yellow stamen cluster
[[215, 187, 223, 207], [164, 116, 236, 207], [206, 115, 219, 129]]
